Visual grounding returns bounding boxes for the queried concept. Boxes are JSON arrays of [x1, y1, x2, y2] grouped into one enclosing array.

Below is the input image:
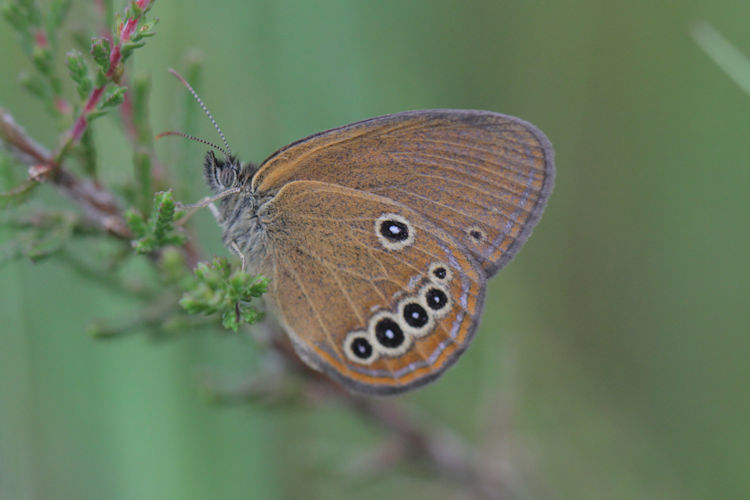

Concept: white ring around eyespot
[[397, 294, 435, 338], [375, 213, 415, 251], [343, 330, 379, 365], [427, 262, 453, 285], [420, 282, 453, 320], [368, 310, 413, 356]]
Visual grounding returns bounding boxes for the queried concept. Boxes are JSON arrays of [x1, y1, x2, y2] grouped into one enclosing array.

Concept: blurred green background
[[2, 1, 749, 499]]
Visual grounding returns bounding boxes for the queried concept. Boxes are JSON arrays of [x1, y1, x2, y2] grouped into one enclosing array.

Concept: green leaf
[[90, 37, 111, 70], [130, 191, 187, 254], [99, 84, 127, 109], [150, 190, 177, 241], [124, 207, 147, 238], [86, 109, 108, 122], [66, 50, 91, 99], [82, 84, 127, 124], [94, 67, 108, 87], [120, 40, 146, 61], [179, 257, 267, 332], [130, 19, 158, 42]]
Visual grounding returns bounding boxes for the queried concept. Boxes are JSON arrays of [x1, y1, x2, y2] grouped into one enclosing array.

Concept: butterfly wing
[[250, 110, 555, 394], [257, 180, 486, 394], [253, 109, 555, 276]]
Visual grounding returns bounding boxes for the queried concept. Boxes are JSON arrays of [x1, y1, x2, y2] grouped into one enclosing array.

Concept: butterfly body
[[203, 109, 555, 395]]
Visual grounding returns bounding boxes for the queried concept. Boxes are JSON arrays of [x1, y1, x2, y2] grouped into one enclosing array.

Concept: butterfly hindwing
[[257, 181, 486, 394]]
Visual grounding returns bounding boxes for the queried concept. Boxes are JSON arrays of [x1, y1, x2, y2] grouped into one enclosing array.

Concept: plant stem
[[57, 0, 154, 161], [1, 107, 131, 238]]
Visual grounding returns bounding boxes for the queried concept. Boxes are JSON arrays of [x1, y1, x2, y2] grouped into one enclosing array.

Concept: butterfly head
[[204, 150, 255, 194]]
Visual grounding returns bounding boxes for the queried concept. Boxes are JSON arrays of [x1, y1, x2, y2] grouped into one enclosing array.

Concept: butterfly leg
[[175, 187, 242, 223], [230, 240, 246, 271], [208, 203, 221, 223]]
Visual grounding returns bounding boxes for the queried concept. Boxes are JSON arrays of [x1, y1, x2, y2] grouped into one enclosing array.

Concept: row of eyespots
[[344, 263, 454, 365]]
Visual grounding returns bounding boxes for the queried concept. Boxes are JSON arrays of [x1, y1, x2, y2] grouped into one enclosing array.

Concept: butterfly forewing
[[258, 181, 485, 394], [253, 110, 555, 275]]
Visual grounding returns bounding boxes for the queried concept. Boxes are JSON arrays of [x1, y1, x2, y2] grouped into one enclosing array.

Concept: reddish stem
[[63, 0, 152, 147], [85, 87, 105, 113], [106, 44, 122, 79]]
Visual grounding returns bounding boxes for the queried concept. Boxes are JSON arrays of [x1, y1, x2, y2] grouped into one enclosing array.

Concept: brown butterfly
[[169, 72, 555, 395]]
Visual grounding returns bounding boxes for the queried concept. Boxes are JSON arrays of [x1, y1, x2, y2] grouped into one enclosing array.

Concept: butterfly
[[166, 71, 555, 395]]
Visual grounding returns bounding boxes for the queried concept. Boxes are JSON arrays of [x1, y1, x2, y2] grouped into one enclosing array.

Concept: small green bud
[[90, 37, 111, 70], [66, 50, 91, 99]]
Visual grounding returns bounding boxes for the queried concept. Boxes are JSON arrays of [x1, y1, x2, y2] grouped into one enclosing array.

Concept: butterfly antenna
[[168, 68, 233, 157], [155, 131, 229, 157]]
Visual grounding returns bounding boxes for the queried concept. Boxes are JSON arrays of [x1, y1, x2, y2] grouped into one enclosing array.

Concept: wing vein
[[275, 252, 339, 360]]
